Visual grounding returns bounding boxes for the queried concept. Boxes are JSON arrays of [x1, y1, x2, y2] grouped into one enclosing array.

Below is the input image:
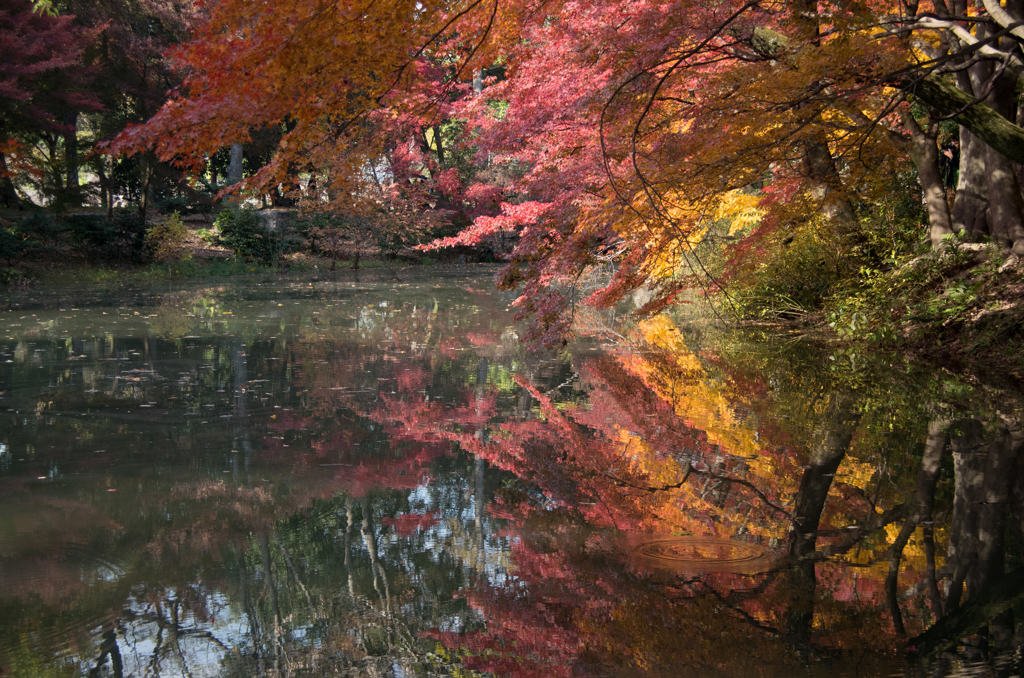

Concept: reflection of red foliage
[[437, 337, 464, 360], [335, 444, 443, 496], [381, 511, 440, 536], [465, 332, 499, 347], [427, 541, 585, 678], [397, 365, 430, 391]]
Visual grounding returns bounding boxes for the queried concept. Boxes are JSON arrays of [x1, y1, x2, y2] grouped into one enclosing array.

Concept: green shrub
[[0, 266, 24, 284], [214, 208, 287, 266], [63, 210, 150, 263], [196, 227, 219, 245], [733, 221, 847, 318], [0, 221, 25, 265], [154, 195, 191, 215]]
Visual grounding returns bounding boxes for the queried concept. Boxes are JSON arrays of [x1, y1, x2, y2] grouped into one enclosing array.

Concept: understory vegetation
[[704, 170, 1024, 364]]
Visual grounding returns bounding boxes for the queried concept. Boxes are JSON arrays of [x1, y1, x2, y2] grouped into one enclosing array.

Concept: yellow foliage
[[714, 189, 763, 236]]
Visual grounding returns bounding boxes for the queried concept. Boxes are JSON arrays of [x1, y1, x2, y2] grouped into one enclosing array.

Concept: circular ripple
[[627, 536, 776, 574]]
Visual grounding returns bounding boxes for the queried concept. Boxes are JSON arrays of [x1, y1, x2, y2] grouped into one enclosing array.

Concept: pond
[[1, 269, 1022, 678]]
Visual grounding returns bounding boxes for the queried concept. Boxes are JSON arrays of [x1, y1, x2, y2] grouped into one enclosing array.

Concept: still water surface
[[1, 269, 1022, 677]]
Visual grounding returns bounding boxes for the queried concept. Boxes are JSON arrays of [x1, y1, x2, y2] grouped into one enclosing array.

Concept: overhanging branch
[[900, 75, 1024, 165]]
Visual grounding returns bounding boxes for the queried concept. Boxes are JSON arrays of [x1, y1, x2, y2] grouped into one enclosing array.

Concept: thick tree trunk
[[981, 67, 1024, 252], [903, 112, 953, 246], [912, 47, 1024, 253], [800, 136, 859, 238], [985, 145, 1024, 251], [971, 423, 1021, 651], [908, 76, 1024, 167], [952, 130, 990, 240], [946, 422, 985, 611]]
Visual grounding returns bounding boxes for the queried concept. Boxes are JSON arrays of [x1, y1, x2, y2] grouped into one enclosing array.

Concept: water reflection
[[0, 273, 1022, 678]]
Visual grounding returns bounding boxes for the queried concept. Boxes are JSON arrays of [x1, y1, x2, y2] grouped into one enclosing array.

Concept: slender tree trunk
[[885, 418, 947, 635], [138, 155, 155, 224], [64, 111, 80, 207], [786, 393, 859, 656], [228, 143, 244, 184], [0, 150, 23, 209]]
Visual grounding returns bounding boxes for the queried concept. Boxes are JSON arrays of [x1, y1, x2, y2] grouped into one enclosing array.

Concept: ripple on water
[[624, 535, 777, 574], [0, 541, 126, 659]]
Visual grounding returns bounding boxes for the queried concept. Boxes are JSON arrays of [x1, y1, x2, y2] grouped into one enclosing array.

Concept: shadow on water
[[0, 275, 1022, 677]]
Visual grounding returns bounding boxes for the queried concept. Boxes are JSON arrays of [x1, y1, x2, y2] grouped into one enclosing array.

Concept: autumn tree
[[68, 0, 197, 215], [106, 0, 1024, 339], [0, 0, 100, 208], [427, 0, 1024, 341]]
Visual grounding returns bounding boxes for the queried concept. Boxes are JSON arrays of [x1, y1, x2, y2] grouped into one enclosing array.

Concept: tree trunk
[[907, 75, 1024, 167], [786, 393, 859, 656], [138, 155, 154, 224], [800, 136, 859, 241], [885, 418, 947, 636], [0, 150, 23, 209], [64, 111, 80, 208], [903, 112, 953, 246], [228, 143, 244, 185], [952, 129, 989, 240], [981, 66, 1024, 252]]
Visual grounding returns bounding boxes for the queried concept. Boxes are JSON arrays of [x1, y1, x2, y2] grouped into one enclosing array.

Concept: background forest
[[4, 0, 1024, 358]]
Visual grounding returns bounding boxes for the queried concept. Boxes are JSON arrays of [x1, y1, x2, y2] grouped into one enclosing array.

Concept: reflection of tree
[[405, 321, 1024, 675], [0, 282, 527, 677], [7, 282, 1024, 676]]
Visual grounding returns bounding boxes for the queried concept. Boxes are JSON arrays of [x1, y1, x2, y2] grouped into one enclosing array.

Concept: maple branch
[[598, 0, 759, 206], [600, 463, 692, 493], [383, 0, 492, 104], [698, 584, 785, 637], [688, 465, 792, 519], [908, 17, 1024, 73], [447, 0, 500, 91], [798, 502, 910, 563], [601, 460, 790, 520], [626, 0, 761, 196]]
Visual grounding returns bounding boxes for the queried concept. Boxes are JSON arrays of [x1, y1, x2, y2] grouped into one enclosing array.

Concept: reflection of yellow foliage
[[835, 456, 875, 491], [884, 523, 928, 561], [629, 316, 770, 476], [603, 316, 797, 539]]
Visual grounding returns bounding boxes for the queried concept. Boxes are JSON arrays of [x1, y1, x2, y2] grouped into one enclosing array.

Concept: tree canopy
[[106, 0, 1024, 343]]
